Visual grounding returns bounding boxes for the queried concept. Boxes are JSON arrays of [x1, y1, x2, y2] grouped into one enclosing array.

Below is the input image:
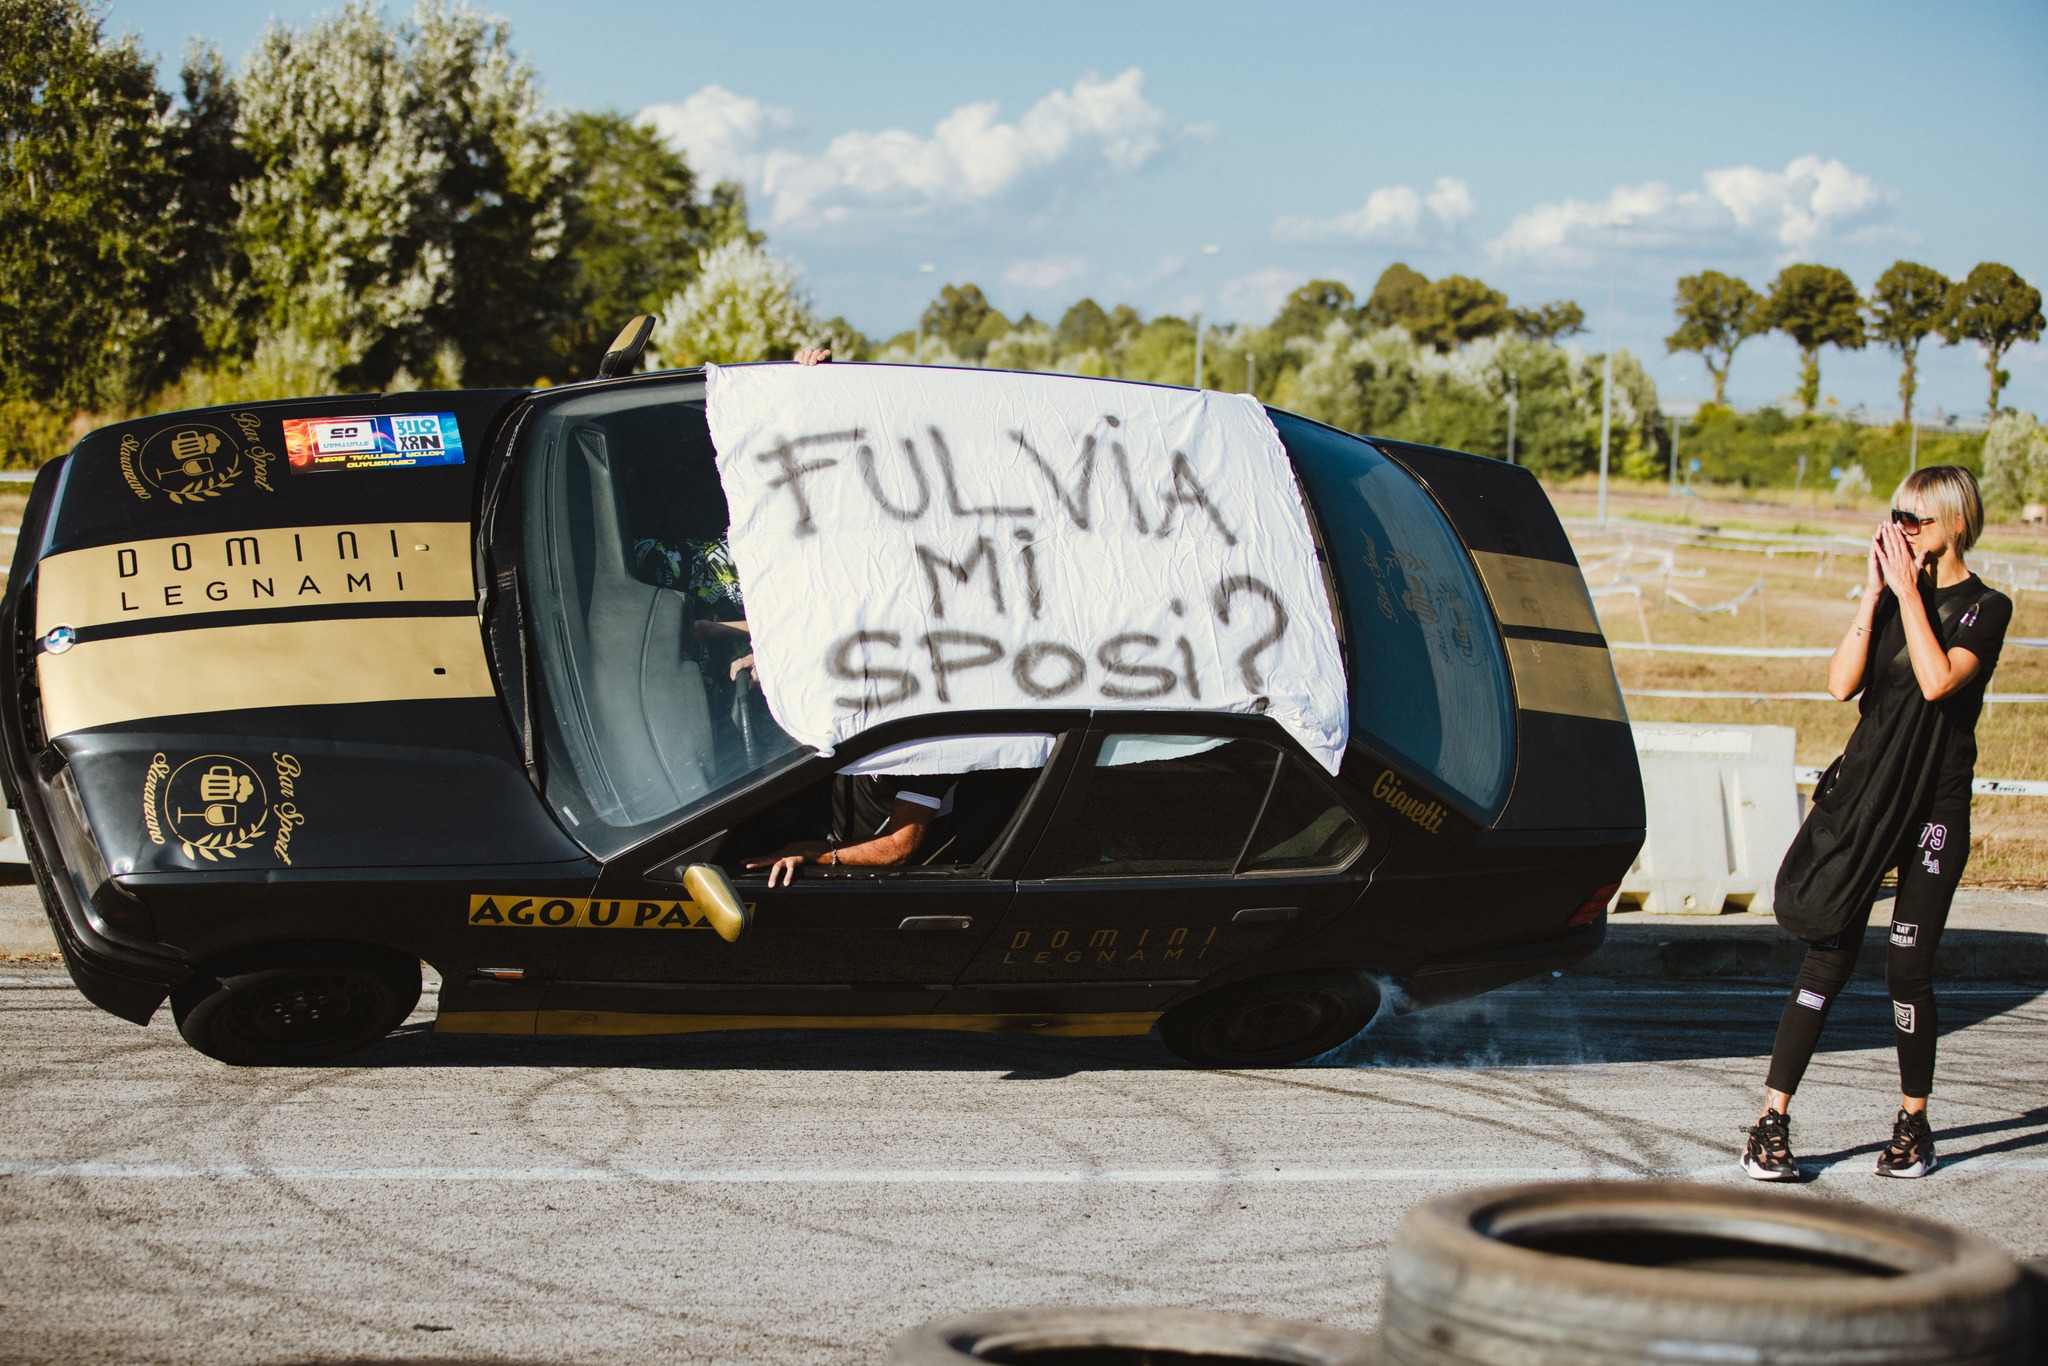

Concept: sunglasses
[[1890, 508, 1938, 530]]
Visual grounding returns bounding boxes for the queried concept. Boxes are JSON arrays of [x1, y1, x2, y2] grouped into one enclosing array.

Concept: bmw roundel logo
[[43, 625, 76, 654]]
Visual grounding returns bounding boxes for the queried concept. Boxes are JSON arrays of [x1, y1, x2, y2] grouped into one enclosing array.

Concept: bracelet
[[827, 848, 839, 865]]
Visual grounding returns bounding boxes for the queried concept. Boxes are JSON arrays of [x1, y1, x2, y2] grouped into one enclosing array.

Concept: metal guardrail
[[1793, 766, 2048, 797]]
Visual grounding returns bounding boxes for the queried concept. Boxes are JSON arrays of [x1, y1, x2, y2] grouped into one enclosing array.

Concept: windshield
[[518, 377, 802, 856], [1271, 412, 1516, 817]]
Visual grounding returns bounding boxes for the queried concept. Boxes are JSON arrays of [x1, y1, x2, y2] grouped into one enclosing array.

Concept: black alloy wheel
[[1158, 971, 1379, 1068], [171, 942, 421, 1066]]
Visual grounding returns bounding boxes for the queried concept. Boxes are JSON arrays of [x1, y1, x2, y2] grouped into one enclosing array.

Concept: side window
[[1035, 734, 1364, 878]]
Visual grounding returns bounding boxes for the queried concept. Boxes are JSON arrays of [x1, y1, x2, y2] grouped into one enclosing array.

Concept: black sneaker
[[1741, 1110, 1800, 1181], [1875, 1108, 1938, 1179]]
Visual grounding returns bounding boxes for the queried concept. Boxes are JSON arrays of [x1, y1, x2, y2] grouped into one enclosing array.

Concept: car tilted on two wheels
[[1, 361, 1642, 1067]]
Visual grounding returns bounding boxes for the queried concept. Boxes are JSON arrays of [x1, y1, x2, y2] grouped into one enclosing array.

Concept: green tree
[[1665, 270, 1763, 406], [1763, 264, 1864, 413], [647, 239, 819, 365], [1512, 300, 1586, 343], [1055, 297, 1112, 353], [552, 111, 756, 379], [1364, 262, 1431, 330], [1412, 274, 1512, 350], [1939, 262, 2044, 414], [0, 0, 178, 407], [1120, 315, 1195, 385], [920, 282, 1009, 360], [1270, 279, 1357, 340], [1979, 411, 2048, 517], [1865, 260, 1951, 426], [234, 1, 571, 390]]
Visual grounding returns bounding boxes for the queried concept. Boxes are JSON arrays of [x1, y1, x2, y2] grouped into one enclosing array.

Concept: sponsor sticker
[[1796, 988, 1827, 1010], [1894, 1000, 1917, 1033], [466, 895, 750, 929], [142, 751, 306, 864], [1890, 921, 1919, 949], [118, 411, 278, 504], [284, 412, 466, 472], [1372, 768, 1446, 834]]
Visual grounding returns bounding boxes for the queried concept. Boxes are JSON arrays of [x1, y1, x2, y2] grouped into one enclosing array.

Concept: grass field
[[1551, 477, 2048, 886]]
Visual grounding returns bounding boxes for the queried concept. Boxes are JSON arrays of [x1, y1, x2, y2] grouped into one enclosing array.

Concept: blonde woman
[[1745, 466, 2013, 1181]]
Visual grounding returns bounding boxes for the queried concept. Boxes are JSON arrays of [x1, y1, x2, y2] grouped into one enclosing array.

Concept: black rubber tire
[[1157, 971, 1379, 1068], [171, 942, 421, 1066], [887, 1305, 1377, 1365], [1381, 1179, 2029, 1365]]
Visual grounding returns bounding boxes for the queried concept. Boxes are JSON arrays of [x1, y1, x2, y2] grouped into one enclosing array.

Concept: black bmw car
[[0, 361, 1642, 1067]]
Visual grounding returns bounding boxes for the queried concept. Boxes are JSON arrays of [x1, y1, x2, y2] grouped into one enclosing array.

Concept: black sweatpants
[[1766, 809, 1968, 1100]]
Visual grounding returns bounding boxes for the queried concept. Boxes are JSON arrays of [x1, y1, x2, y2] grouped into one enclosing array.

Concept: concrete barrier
[[0, 811, 24, 871], [1618, 722, 1800, 915]]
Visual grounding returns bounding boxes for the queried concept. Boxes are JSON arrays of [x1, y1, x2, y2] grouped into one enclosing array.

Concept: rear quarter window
[[1272, 412, 1515, 818]]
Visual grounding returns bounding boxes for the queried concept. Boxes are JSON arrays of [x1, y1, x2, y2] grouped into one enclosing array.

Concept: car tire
[[1158, 971, 1379, 1068], [1381, 1180, 2030, 1365], [887, 1305, 1376, 1365], [171, 942, 421, 1066]]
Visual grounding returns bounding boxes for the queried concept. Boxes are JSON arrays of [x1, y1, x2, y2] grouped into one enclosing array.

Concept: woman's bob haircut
[[1894, 465, 1985, 555]]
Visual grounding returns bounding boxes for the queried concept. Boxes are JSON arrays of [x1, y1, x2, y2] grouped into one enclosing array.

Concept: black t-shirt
[[1862, 574, 2013, 811], [829, 773, 957, 844]]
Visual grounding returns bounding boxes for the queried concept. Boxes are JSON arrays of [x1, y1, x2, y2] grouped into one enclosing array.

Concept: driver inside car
[[746, 772, 960, 886]]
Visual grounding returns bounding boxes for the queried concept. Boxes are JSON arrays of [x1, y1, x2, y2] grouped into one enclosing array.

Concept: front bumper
[[2, 462, 190, 1024]]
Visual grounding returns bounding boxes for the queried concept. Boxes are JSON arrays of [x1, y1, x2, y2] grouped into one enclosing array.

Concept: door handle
[[899, 915, 974, 932], [1232, 906, 1300, 923]]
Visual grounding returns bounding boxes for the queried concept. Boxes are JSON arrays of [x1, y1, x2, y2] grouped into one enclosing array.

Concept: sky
[[117, 0, 2048, 418]]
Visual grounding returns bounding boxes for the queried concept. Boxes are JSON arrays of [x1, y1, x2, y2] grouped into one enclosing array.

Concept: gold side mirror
[[681, 864, 750, 943]]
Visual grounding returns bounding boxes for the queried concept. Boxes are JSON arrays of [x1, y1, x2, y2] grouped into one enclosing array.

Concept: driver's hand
[[795, 347, 831, 366], [745, 841, 831, 887], [730, 652, 754, 682]]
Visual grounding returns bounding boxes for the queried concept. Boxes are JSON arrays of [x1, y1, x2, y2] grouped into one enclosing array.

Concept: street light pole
[[914, 262, 935, 364], [1505, 374, 1519, 464], [1192, 244, 1220, 389], [1669, 413, 1679, 499], [1596, 221, 1618, 525]]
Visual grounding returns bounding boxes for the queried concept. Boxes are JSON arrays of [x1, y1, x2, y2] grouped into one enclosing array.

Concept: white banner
[[706, 363, 1348, 772]]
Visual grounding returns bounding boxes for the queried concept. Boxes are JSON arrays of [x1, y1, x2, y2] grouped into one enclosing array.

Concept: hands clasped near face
[[1869, 518, 1923, 600]]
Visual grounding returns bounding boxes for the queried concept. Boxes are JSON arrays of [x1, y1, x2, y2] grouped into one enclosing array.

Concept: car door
[[942, 718, 1373, 1016], [543, 727, 1076, 1021]]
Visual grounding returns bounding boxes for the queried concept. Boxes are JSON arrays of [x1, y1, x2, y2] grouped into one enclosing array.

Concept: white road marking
[[3, 1158, 2047, 1184]]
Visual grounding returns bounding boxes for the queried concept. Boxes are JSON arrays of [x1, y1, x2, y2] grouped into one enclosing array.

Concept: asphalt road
[[3, 966, 2046, 1365]]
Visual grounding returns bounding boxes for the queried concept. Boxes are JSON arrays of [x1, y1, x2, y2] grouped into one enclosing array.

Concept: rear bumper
[[1396, 917, 1606, 1010]]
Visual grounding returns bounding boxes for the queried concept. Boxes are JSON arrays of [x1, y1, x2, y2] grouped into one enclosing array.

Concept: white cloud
[[640, 85, 799, 186], [640, 70, 1190, 229], [1003, 256, 1089, 290], [1489, 156, 1891, 269], [1272, 177, 1476, 245], [1218, 267, 1316, 321]]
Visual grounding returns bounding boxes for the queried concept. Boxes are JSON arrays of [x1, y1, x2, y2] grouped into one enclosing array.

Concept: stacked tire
[[888, 1305, 1375, 1364], [1380, 1181, 2031, 1365]]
